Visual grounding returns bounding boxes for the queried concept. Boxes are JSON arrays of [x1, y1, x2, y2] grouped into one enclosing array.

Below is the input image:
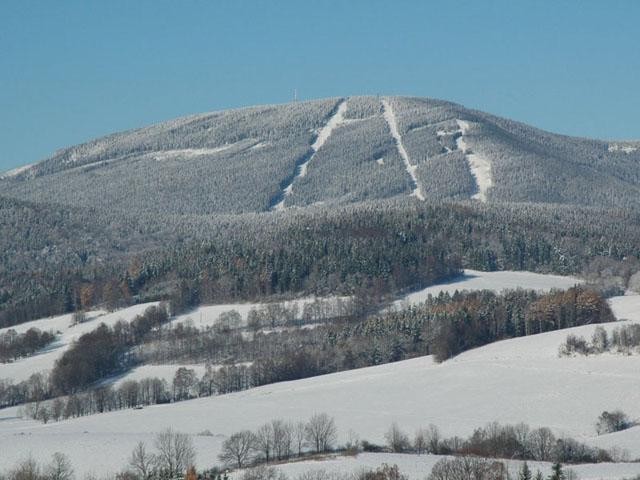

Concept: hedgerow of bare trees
[[218, 413, 337, 469]]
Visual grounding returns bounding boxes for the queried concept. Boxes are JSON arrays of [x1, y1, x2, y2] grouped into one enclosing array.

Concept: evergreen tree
[[549, 463, 564, 480], [519, 462, 532, 480]]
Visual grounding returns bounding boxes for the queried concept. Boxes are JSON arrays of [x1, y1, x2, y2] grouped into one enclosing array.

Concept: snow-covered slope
[[1, 293, 639, 476]]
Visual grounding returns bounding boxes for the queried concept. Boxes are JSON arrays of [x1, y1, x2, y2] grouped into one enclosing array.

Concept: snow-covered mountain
[[2, 96, 640, 214]]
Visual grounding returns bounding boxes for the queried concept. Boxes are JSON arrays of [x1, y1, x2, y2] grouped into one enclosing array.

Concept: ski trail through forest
[[381, 98, 425, 201], [271, 99, 348, 211], [455, 119, 493, 202]]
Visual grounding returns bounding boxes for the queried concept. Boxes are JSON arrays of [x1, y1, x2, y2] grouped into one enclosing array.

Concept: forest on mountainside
[[2, 196, 640, 329]]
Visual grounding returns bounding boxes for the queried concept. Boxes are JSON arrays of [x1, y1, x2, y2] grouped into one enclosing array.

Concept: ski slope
[[1, 293, 639, 476], [272, 100, 348, 210], [456, 119, 493, 202], [382, 98, 425, 201], [0, 303, 158, 382]]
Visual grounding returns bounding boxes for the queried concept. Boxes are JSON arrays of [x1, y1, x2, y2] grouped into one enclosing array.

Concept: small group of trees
[[219, 413, 337, 469], [50, 305, 170, 394], [126, 429, 196, 480], [560, 325, 640, 356], [0, 327, 55, 363], [596, 411, 634, 435], [4, 453, 74, 480], [0, 372, 50, 410], [431, 287, 614, 362]]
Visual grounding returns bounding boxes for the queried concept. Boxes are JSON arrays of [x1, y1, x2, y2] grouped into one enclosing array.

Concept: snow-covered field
[[396, 269, 582, 307], [1, 288, 639, 477], [0, 303, 158, 382], [246, 452, 640, 480]]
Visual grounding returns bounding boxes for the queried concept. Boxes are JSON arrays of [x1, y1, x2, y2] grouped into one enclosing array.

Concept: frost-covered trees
[[596, 411, 633, 435]]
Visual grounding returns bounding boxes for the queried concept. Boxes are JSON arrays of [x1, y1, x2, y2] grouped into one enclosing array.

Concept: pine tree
[[549, 463, 564, 480], [519, 462, 532, 480]]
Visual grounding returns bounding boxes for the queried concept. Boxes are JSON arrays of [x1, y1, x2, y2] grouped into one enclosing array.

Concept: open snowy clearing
[[0, 303, 158, 382], [396, 269, 582, 307], [382, 99, 425, 201], [240, 452, 640, 480], [608, 144, 638, 154], [168, 296, 343, 330], [1, 294, 639, 476]]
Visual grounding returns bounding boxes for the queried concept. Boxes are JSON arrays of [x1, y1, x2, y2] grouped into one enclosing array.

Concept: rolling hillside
[[1, 291, 639, 477]]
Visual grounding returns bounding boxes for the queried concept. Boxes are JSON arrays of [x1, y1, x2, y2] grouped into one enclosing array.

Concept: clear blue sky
[[1, 0, 639, 171]]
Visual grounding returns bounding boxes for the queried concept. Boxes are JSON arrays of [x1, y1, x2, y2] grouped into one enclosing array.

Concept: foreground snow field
[[240, 452, 640, 480], [1, 291, 639, 476]]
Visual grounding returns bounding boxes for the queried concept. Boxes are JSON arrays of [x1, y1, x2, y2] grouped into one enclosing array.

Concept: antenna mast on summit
[[294, 88, 298, 102]]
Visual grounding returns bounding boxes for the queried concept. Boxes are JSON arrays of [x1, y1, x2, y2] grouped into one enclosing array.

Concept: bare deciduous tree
[[385, 423, 410, 453], [153, 428, 195, 478], [129, 441, 155, 480], [305, 413, 337, 453], [46, 452, 74, 480], [219, 431, 255, 469], [254, 423, 274, 463]]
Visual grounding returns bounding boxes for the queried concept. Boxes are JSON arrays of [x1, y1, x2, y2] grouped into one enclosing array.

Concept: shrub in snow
[[596, 410, 633, 435]]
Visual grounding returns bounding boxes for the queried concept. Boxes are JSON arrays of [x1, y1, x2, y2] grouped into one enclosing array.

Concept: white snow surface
[[456, 119, 493, 202], [396, 269, 582, 308], [272, 100, 348, 211], [0, 163, 33, 179], [0, 303, 158, 382], [2, 291, 640, 476], [382, 99, 425, 201], [242, 453, 640, 480], [311, 101, 348, 152], [608, 144, 638, 154], [151, 144, 238, 161]]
